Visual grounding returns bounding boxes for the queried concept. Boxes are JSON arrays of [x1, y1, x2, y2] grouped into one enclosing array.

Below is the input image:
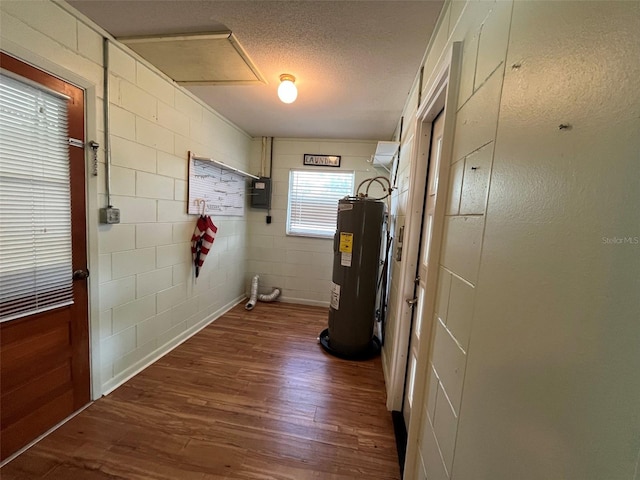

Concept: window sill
[[286, 232, 334, 240]]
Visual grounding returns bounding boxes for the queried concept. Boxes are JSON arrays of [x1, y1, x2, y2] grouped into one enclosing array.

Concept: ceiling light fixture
[[277, 74, 297, 104]]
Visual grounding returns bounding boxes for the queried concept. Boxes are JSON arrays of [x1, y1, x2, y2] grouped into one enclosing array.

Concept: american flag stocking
[[190, 215, 218, 278]]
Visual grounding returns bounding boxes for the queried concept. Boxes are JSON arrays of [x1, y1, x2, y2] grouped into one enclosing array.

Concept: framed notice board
[[187, 153, 245, 216]]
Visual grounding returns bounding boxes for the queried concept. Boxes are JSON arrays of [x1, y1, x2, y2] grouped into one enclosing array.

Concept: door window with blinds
[[0, 73, 73, 322], [286, 169, 354, 238]]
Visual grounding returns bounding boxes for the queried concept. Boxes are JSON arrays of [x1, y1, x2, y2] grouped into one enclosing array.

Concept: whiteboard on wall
[[187, 154, 246, 216]]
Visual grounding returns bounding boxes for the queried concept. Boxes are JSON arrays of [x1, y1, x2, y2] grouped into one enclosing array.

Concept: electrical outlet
[[100, 207, 120, 224]]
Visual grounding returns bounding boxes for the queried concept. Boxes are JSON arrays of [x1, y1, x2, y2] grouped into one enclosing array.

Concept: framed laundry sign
[[303, 154, 341, 167]]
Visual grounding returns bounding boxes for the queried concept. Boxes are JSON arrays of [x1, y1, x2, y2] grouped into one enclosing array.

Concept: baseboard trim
[[278, 296, 330, 308], [0, 402, 92, 467], [101, 295, 245, 396], [392, 410, 408, 477], [382, 348, 391, 400]]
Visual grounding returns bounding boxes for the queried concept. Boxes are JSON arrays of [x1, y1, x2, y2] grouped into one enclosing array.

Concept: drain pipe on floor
[[245, 275, 281, 310]]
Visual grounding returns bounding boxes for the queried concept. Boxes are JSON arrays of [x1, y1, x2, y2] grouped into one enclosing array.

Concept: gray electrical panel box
[[251, 177, 271, 209]]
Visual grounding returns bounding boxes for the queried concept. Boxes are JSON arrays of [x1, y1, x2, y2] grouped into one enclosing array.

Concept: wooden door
[[0, 52, 90, 461], [403, 111, 445, 427]]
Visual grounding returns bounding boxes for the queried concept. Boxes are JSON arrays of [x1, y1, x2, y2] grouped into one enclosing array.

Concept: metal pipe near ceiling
[[260, 136, 266, 177], [268, 137, 273, 209], [269, 138, 273, 176]]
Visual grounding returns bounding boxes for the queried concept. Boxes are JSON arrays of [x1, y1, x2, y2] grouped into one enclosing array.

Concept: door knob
[[73, 269, 90, 280]]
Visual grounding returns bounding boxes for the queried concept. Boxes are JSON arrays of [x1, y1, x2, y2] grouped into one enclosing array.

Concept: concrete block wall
[[245, 138, 386, 306], [388, 1, 640, 478], [417, 5, 509, 474], [98, 45, 252, 392], [0, 0, 253, 395]]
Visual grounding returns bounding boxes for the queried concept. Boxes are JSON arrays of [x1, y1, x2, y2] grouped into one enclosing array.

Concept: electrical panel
[[250, 177, 271, 209]]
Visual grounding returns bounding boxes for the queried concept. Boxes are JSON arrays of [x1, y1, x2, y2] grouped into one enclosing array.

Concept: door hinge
[[406, 297, 418, 306]]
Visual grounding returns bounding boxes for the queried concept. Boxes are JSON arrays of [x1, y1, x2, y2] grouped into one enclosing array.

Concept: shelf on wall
[[371, 141, 400, 168], [191, 153, 259, 179]]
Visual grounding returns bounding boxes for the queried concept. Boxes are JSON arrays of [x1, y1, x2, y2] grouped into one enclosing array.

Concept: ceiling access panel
[[118, 32, 266, 85]]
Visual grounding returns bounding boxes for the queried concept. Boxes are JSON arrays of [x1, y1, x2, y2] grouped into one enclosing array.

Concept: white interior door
[[403, 111, 445, 427]]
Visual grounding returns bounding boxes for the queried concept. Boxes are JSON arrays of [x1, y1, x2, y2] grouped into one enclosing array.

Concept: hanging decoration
[[191, 200, 218, 278]]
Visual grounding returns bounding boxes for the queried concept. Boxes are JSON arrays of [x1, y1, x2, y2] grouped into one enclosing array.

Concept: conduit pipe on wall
[[103, 37, 112, 208], [245, 275, 281, 310], [260, 136, 267, 177]]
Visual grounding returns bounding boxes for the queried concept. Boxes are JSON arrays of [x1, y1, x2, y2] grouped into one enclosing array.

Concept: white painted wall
[[245, 138, 387, 306], [387, 0, 640, 478], [0, 0, 253, 395]]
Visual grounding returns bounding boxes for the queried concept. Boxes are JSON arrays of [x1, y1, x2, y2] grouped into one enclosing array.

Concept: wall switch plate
[[100, 207, 120, 224]]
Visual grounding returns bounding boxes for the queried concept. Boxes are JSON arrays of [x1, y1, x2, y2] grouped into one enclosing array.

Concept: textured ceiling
[[69, 0, 444, 140]]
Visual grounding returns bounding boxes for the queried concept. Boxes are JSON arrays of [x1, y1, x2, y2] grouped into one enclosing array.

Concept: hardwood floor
[[0, 302, 400, 479]]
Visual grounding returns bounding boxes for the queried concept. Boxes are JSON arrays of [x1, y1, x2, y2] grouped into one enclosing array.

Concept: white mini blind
[[0, 73, 73, 322], [287, 169, 354, 238]]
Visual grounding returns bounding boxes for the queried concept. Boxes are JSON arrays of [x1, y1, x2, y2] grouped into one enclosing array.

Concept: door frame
[[401, 110, 445, 430], [401, 42, 463, 477], [385, 43, 462, 415], [1, 40, 102, 400]]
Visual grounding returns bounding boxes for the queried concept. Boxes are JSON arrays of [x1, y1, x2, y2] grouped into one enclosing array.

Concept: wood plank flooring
[[0, 302, 400, 479]]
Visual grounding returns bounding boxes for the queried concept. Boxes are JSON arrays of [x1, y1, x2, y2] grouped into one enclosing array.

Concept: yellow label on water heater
[[339, 232, 353, 253]]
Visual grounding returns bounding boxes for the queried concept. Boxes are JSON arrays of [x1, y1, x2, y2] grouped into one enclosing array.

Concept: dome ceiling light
[[277, 74, 297, 104]]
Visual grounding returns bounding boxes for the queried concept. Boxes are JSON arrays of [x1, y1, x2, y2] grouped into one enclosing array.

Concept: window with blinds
[[0, 73, 73, 322], [287, 169, 354, 238]]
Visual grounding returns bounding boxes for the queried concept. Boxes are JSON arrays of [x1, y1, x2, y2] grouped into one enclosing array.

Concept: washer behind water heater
[[322, 197, 385, 358]]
